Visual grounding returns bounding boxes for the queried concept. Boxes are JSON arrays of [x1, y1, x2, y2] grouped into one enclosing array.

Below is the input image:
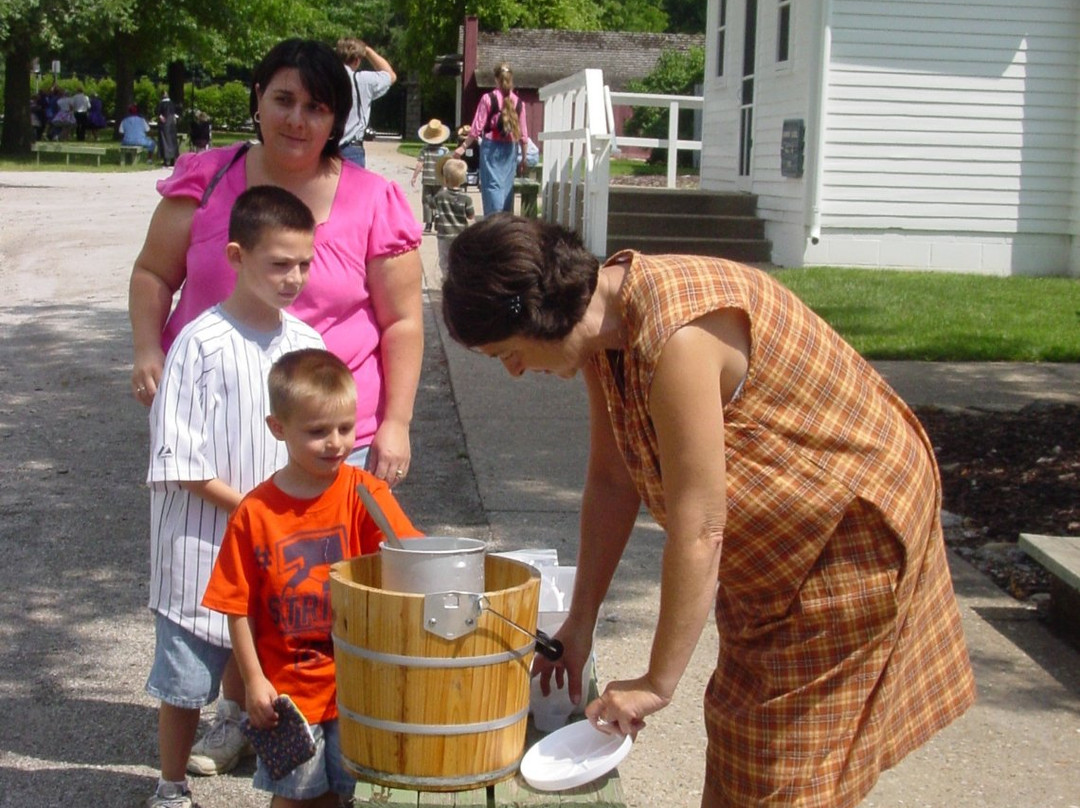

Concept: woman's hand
[[128, 196, 195, 406], [367, 250, 423, 488], [131, 344, 165, 405], [245, 676, 280, 730], [531, 612, 594, 707], [367, 417, 411, 487], [585, 675, 671, 739]]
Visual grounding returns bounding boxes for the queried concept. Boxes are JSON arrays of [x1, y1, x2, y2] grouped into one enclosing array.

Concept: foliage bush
[[187, 81, 251, 130], [624, 47, 705, 166]]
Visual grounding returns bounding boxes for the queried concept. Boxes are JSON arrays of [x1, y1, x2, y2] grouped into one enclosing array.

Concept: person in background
[[142, 186, 325, 808], [203, 348, 422, 808], [119, 104, 156, 161], [87, 94, 108, 140], [157, 91, 180, 167], [49, 89, 76, 140], [431, 157, 474, 274], [72, 86, 91, 142], [335, 37, 396, 168], [128, 37, 423, 780], [189, 110, 212, 152], [410, 119, 450, 233], [453, 63, 527, 216], [441, 214, 977, 808]]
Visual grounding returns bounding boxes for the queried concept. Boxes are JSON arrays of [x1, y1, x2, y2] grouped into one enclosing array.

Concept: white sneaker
[[144, 782, 196, 808], [186, 699, 254, 776]]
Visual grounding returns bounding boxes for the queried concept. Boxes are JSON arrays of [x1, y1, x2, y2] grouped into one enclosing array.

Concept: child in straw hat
[[411, 119, 451, 233]]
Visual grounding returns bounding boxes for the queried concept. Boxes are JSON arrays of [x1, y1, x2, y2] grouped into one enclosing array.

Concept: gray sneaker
[[144, 782, 198, 808], [186, 699, 254, 776]]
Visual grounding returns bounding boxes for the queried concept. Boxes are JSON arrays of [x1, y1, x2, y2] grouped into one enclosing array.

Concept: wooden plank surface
[[1019, 533, 1080, 591]]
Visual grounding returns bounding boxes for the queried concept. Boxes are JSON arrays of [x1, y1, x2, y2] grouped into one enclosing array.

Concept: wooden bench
[[119, 145, 146, 165], [1018, 533, 1080, 635], [31, 141, 107, 166]]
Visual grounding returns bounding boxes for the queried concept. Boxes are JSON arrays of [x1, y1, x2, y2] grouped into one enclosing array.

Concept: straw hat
[[418, 118, 451, 144]]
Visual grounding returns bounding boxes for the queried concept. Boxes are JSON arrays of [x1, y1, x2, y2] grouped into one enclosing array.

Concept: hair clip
[[507, 295, 523, 317]]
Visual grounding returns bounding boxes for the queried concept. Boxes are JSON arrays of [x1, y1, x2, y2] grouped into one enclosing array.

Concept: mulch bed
[[913, 403, 1080, 600]]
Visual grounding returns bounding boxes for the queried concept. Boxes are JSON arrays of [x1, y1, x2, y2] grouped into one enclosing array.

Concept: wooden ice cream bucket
[[330, 553, 540, 791]]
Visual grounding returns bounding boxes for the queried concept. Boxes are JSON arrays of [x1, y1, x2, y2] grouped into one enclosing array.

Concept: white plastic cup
[[530, 677, 576, 733]]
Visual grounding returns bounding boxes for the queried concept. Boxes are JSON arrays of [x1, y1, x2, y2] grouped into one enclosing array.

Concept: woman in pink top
[[453, 62, 528, 216], [128, 38, 423, 794], [128, 39, 423, 487]]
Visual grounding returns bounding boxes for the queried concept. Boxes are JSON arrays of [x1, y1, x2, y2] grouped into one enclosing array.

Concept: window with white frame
[[717, 0, 728, 77], [777, 0, 792, 63]]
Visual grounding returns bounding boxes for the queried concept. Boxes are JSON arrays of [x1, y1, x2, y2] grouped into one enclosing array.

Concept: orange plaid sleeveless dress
[[590, 252, 975, 807]]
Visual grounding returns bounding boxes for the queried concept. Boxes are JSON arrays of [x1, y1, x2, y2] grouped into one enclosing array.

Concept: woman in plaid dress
[[441, 215, 975, 808]]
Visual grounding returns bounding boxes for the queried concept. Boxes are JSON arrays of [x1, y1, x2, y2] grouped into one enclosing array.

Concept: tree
[[664, 0, 706, 33], [624, 46, 704, 164], [1, 0, 138, 155]]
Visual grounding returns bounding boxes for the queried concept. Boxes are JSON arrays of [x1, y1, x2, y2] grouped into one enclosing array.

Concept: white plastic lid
[[519, 720, 633, 792]]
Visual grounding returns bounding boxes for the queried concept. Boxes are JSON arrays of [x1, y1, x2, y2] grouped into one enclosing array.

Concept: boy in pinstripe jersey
[[144, 186, 325, 808]]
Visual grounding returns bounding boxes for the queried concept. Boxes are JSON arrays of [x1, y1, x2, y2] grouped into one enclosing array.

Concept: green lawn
[[774, 267, 1080, 362], [0, 131, 254, 172]]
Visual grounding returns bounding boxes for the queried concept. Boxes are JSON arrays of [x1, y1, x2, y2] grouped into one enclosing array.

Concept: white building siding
[[701, 0, 1079, 274], [821, 0, 1079, 249]]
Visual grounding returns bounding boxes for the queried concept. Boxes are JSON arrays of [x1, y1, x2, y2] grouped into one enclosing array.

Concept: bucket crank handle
[[479, 597, 564, 661]]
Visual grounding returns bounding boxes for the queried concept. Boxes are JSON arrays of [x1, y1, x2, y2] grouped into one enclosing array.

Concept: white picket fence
[[537, 69, 703, 256]]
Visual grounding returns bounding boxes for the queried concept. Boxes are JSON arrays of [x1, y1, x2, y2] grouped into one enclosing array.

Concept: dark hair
[[268, 348, 356, 422], [228, 185, 316, 250], [250, 39, 351, 159], [441, 214, 600, 347]]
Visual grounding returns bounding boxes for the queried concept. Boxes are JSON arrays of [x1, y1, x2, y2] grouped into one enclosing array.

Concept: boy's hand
[[246, 677, 280, 729]]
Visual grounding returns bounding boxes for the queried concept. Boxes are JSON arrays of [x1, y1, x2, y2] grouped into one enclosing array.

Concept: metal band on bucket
[[343, 756, 523, 790], [332, 634, 533, 668], [338, 702, 528, 736]]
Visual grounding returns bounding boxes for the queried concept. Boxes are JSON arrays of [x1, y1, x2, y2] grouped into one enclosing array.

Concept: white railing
[[607, 91, 703, 189], [537, 69, 612, 256], [537, 70, 703, 257]]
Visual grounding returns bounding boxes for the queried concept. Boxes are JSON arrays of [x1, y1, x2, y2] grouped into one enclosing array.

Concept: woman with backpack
[[453, 62, 528, 216]]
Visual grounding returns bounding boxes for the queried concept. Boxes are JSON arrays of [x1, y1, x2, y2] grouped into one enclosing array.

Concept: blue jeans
[[145, 613, 231, 708], [479, 139, 517, 216], [340, 143, 366, 167], [253, 719, 356, 799]]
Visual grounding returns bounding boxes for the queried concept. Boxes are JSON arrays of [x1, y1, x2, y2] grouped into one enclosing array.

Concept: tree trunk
[[168, 61, 186, 113], [1, 37, 34, 156], [113, 32, 136, 136]]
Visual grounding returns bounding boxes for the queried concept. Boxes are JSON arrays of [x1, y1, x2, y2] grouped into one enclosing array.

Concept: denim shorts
[[253, 718, 356, 799], [145, 612, 231, 709]]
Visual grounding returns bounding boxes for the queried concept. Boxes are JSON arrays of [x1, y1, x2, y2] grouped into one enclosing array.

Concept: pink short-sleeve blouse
[[156, 143, 422, 446]]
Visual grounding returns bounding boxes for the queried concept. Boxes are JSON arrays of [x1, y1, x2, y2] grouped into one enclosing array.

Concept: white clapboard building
[[700, 0, 1079, 275]]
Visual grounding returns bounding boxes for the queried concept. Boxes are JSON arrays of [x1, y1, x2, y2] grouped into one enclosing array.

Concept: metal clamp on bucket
[[423, 592, 564, 660]]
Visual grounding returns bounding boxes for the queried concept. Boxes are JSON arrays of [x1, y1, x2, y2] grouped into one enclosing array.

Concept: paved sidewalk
[[0, 143, 1077, 808]]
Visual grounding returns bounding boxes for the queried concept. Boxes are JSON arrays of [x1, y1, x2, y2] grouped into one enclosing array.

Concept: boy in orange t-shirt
[[203, 348, 421, 806]]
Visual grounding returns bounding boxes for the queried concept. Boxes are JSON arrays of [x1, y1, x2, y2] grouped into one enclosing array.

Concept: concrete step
[[608, 211, 765, 240], [605, 234, 773, 263], [606, 187, 771, 262], [607, 187, 759, 216]]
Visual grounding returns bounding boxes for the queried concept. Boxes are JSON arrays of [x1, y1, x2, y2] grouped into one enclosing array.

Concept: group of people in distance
[[32, 85, 106, 142], [129, 37, 976, 808]]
